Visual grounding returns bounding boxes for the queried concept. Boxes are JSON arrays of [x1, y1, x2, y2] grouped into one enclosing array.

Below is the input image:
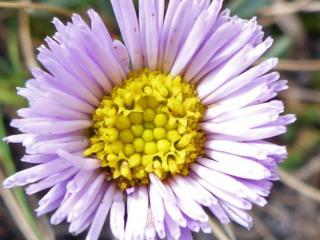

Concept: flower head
[[3, 1, 295, 240]]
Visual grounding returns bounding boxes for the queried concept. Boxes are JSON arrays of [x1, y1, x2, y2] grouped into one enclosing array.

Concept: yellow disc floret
[[84, 69, 205, 190]]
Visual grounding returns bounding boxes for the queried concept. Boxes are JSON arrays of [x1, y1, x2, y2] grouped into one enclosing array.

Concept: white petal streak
[[36, 198, 63, 217], [86, 183, 116, 240], [125, 186, 149, 240], [191, 18, 259, 83], [157, 0, 180, 69], [57, 150, 100, 170], [66, 170, 94, 194], [140, 0, 159, 70], [191, 164, 249, 198], [38, 180, 67, 208], [149, 173, 174, 202], [169, 179, 208, 222], [165, 214, 181, 240], [149, 183, 165, 238], [26, 136, 88, 155], [68, 173, 105, 222], [202, 110, 280, 134], [110, 191, 125, 240], [197, 38, 274, 100], [197, 44, 253, 99], [197, 156, 270, 180], [170, 1, 221, 76], [205, 139, 268, 160], [192, 173, 252, 210], [203, 58, 278, 103], [26, 167, 77, 195], [221, 203, 253, 229], [162, 0, 193, 72], [208, 203, 230, 224], [184, 20, 242, 82], [110, 0, 143, 70], [3, 158, 70, 188], [12, 118, 92, 135], [163, 185, 187, 227], [173, 175, 217, 206], [69, 189, 104, 235], [112, 40, 130, 72], [207, 100, 283, 122], [87, 9, 113, 50]]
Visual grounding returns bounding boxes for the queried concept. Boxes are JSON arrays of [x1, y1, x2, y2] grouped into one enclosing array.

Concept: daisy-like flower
[[3, 0, 295, 239]]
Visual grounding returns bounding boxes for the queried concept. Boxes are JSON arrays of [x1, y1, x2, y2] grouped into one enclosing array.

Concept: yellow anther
[[129, 112, 143, 124], [144, 122, 154, 129], [178, 124, 186, 134], [177, 133, 194, 149], [143, 109, 155, 122], [104, 117, 115, 126], [133, 138, 145, 153], [157, 139, 171, 153], [128, 153, 141, 168], [120, 161, 131, 179], [131, 124, 144, 137], [154, 113, 168, 127], [138, 98, 147, 109], [142, 129, 154, 142], [153, 160, 161, 169], [84, 142, 104, 156], [119, 129, 134, 143], [107, 154, 118, 162], [142, 155, 153, 166], [169, 160, 178, 174], [115, 116, 130, 130], [105, 128, 118, 142], [111, 140, 124, 154], [144, 142, 157, 155], [153, 127, 166, 140], [167, 130, 181, 142], [124, 144, 135, 157], [166, 116, 177, 130], [147, 96, 158, 108]]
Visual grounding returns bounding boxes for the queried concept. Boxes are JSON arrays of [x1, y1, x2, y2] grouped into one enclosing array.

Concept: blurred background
[[0, 0, 319, 239]]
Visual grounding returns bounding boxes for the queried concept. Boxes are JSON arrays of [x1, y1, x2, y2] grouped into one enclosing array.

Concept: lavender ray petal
[[57, 150, 100, 170], [110, 190, 125, 240], [26, 167, 77, 195], [85, 183, 116, 240], [110, 0, 143, 70]]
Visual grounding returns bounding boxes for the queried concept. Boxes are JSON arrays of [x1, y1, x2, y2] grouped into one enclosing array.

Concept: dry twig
[[295, 154, 320, 180], [222, 224, 236, 240], [18, 0, 37, 69], [0, 1, 72, 17], [260, 0, 312, 17], [252, 214, 277, 240], [276, 59, 320, 72], [279, 168, 320, 203], [209, 218, 230, 240], [281, 86, 320, 103]]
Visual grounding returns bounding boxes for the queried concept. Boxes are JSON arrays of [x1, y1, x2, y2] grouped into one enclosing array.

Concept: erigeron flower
[[3, 0, 295, 239]]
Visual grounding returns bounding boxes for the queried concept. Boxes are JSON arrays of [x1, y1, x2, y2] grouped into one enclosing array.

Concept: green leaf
[[0, 112, 15, 175], [8, 30, 23, 75], [0, 57, 13, 77], [227, 0, 270, 18], [264, 35, 293, 58]]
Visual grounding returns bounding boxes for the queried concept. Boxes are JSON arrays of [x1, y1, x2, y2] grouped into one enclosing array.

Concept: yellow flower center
[[84, 69, 205, 190]]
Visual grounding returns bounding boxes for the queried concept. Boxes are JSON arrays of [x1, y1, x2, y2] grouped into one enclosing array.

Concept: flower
[[3, 0, 295, 240]]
